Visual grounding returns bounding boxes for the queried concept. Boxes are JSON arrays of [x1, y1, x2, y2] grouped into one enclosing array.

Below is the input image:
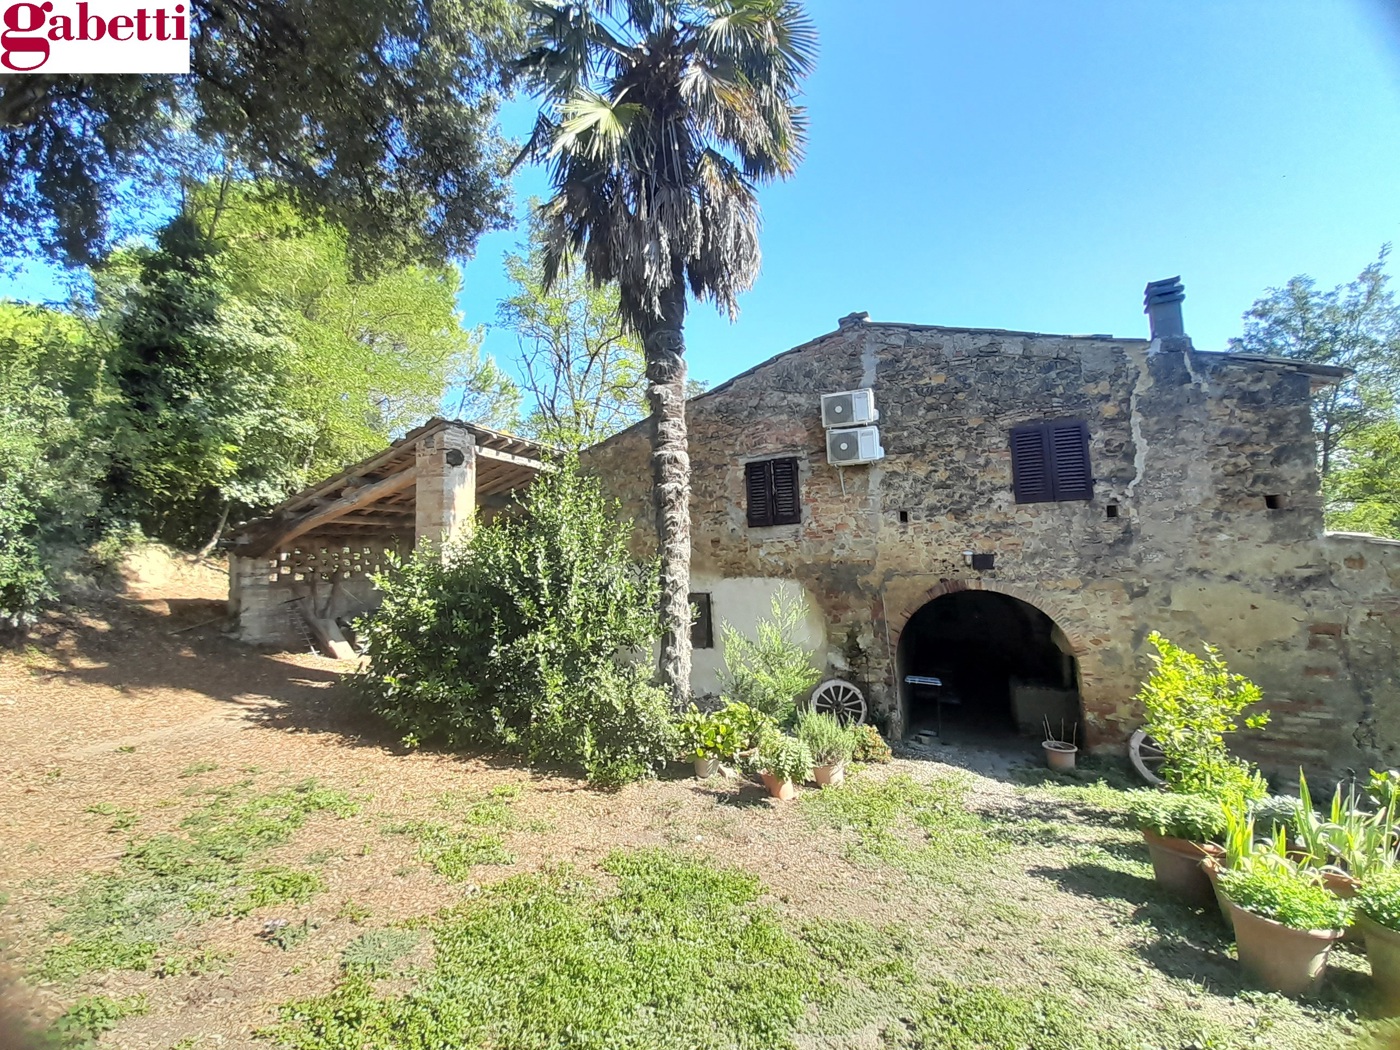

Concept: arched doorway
[[896, 589, 1081, 741]]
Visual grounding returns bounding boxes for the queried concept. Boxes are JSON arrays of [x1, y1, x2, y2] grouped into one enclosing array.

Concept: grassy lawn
[[0, 591, 1386, 1050], [5, 753, 1388, 1049]]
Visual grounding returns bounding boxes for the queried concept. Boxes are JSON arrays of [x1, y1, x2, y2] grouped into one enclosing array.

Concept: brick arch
[[887, 579, 1091, 658]]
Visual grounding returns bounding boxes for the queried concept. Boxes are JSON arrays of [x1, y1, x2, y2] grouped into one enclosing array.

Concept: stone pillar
[[415, 426, 476, 556], [228, 554, 283, 644]]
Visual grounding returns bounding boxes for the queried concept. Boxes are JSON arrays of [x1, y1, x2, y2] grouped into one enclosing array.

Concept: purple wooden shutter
[[1048, 421, 1093, 501], [1010, 424, 1052, 504], [770, 458, 801, 525], [746, 461, 772, 526]]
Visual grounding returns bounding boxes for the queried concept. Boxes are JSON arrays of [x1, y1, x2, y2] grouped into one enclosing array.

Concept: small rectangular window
[[689, 592, 713, 649], [745, 457, 802, 527], [1010, 420, 1093, 504]]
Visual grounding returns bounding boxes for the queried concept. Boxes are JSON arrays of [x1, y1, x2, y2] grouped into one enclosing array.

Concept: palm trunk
[[644, 284, 692, 707]]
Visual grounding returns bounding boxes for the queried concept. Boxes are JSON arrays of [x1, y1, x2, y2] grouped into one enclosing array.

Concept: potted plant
[[796, 710, 854, 787], [1041, 717, 1078, 773], [755, 732, 811, 801], [851, 723, 892, 764], [1354, 869, 1400, 1006], [715, 699, 775, 770], [1128, 790, 1227, 907], [1218, 860, 1350, 995], [674, 706, 736, 778], [1290, 770, 1400, 940]]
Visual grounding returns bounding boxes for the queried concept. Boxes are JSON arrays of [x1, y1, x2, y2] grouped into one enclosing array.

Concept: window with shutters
[[689, 593, 713, 649], [1009, 421, 1093, 504], [745, 457, 802, 527]]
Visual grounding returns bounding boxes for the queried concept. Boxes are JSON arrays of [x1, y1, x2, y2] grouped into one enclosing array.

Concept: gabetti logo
[[1, 0, 189, 73]]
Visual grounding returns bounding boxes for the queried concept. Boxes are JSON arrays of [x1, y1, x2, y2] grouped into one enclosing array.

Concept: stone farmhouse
[[228, 282, 1400, 779]]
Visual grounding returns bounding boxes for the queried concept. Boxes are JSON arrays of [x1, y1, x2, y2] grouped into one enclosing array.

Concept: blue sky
[[7, 0, 1400, 401], [462, 0, 1400, 391]]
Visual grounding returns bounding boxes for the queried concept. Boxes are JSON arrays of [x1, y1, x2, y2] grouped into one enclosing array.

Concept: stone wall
[[582, 320, 1400, 781]]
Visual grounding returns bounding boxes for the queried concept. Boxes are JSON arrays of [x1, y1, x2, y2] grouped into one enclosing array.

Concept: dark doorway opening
[[897, 590, 1080, 742]]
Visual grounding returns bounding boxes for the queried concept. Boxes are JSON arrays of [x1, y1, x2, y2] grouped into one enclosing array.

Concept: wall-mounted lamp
[[961, 550, 974, 566]]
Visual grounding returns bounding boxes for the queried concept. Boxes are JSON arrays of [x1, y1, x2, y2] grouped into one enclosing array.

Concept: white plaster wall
[[690, 575, 826, 698]]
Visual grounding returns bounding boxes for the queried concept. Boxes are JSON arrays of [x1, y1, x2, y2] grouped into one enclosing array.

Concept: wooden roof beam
[[242, 467, 415, 556]]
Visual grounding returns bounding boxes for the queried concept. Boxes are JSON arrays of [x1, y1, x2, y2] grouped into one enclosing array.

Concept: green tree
[[201, 184, 520, 468], [0, 0, 520, 270], [1228, 248, 1400, 521], [516, 0, 817, 704], [0, 302, 109, 622], [103, 215, 303, 547], [498, 213, 646, 448], [98, 186, 520, 548]]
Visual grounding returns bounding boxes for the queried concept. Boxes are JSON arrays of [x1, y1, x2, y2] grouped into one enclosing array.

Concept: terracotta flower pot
[[1042, 740, 1078, 772], [694, 757, 720, 779], [813, 762, 845, 787], [1225, 897, 1342, 996], [1202, 857, 1234, 933], [1143, 830, 1219, 908], [760, 771, 797, 801], [1322, 870, 1361, 943], [1357, 913, 1400, 1008]]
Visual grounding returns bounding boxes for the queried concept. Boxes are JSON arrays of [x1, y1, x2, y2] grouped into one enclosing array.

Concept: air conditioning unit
[[827, 426, 885, 466], [821, 388, 879, 428]]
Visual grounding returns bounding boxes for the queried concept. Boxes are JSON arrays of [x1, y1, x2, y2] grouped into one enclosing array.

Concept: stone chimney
[[837, 311, 870, 328], [1143, 277, 1186, 340]]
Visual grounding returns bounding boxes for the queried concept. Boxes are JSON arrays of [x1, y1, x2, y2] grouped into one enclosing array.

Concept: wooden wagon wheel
[[809, 679, 867, 725], [1128, 728, 1168, 788]]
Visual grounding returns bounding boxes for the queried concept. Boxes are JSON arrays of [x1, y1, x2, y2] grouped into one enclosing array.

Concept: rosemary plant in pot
[[1128, 791, 1226, 907], [1218, 859, 1350, 996], [796, 710, 854, 787]]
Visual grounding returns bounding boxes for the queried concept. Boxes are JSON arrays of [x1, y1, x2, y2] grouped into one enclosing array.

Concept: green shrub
[[718, 593, 820, 726], [1357, 870, 1400, 933], [1219, 863, 1350, 931], [851, 723, 892, 764], [1127, 790, 1227, 843], [673, 701, 770, 762], [796, 710, 854, 766], [356, 459, 669, 785], [757, 733, 811, 784], [1134, 632, 1268, 801], [0, 487, 51, 627]]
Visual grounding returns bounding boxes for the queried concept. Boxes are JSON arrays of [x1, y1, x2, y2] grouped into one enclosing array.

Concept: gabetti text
[[2, 1, 189, 73]]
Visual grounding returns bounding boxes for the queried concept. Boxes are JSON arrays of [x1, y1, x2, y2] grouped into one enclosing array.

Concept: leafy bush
[[796, 710, 854, 766], [1127, 790, 1227, 843], [1134, 632, 1268, 801], [718, 592, 820, 726], [1357, 870, 1400, 933], [0, 485, 52, 627], [757, 733, 812, 784], [851, 723, 892, 764], [357, 459, 670, 785], [675, 700, 769, 762], [1219, 863, 1351, 931], [1249, 794, 1303, 833]]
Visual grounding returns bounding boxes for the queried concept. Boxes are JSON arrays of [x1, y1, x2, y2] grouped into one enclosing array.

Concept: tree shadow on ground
[[6, 593, 602, 788], [691, 778, 777, 809]]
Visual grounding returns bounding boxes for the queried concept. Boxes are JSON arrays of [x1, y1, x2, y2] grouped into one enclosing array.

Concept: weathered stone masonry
[[582, 319, 1400, 779]]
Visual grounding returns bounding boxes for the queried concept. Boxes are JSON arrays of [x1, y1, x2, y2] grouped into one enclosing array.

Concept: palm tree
[[516, 0, 816, 705]]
